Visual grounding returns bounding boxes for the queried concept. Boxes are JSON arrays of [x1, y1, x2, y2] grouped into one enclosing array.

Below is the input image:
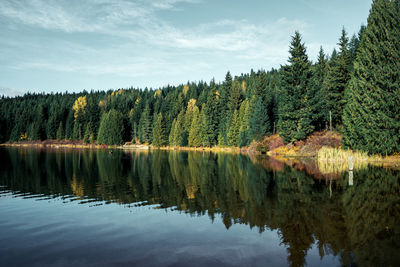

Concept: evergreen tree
[[188, 106, 201, 147], [323, 28, 352, 127], [152, 112, 166, 147], [203, 80, 220, 145], [228, 79, 241, 113], [83, 122, 94, 144], [28, 105, 46, 141], [199, 105, 210, 147], [342, 0, 400, 155], [249, 97, 270, 142], [56, 121, 64, 140], [227, 109, 240, 146], [169, 109, 185, 146], [72, 121, 81, 140], [238, 99, 251, 147], [65, 109, 74, 140], [308, 47, 328, 130], [278, 31, 314, 143], [138, 103, 152, 144], [169, 118, 177, 146], [97, 109, 124, 145]]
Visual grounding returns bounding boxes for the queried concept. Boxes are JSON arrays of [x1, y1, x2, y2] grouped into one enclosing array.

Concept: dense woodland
[[0, 0, 399, 154]]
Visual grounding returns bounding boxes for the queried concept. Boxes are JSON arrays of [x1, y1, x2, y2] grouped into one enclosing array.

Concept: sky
[[0, 0, 372, 96]]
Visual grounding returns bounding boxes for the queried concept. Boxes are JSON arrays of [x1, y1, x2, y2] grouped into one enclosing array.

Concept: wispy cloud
[[0, 86, 27, 97], [0, 0, 315, 90]]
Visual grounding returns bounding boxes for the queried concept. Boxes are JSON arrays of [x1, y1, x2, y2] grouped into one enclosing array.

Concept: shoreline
[[2, 140, 400, 168]]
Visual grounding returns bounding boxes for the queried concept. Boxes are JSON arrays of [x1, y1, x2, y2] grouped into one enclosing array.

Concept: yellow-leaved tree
[[72, 96, 87, 119]]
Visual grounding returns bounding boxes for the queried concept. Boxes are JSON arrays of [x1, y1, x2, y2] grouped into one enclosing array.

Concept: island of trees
[[0, 0, 399, 155]]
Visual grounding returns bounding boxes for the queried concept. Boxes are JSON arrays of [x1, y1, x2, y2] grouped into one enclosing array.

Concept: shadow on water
[[0, 147, 399, 267]]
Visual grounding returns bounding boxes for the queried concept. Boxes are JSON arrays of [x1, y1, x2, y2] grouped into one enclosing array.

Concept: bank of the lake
[[2, 130, 400, 169]]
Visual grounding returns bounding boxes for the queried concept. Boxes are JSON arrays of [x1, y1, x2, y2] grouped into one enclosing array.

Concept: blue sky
[[0, 0, 372, 96]]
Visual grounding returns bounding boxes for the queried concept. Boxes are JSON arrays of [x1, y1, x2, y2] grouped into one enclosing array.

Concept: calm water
[[0, 148, 399, 267]]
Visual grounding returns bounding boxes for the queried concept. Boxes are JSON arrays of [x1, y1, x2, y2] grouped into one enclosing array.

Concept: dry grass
[[317, 146, 400, 172]]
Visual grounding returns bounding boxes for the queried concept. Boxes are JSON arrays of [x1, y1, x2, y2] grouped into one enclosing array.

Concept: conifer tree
[[152, 112, 166, 147], [97, 109, 124, 145], [72, 121, 81, 140], [169, 119, 177, 146], [169, 109, 185, 146], [56, 121, 64, 140], [308, 47, 328, 130], [199, 105, 210, 147], [203, 81, 220, 145], [323, 28, 352, 127], [249, 97, 270, 142], [228, 79, 241, 113], [65, 109, 74, 140], [227, 109, 240, 146], [83, 122, 94, 144], [278, 31, 313, 143], [188, 106, 201, 147], [138, 103, 152, 144], [238, 99, 250, 147], [343, 0, 400, 154]]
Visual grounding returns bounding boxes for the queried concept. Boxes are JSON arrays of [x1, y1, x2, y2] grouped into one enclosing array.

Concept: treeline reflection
[[0, 148, 399, 267]]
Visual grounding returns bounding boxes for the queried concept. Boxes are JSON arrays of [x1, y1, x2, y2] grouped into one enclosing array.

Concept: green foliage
[[342, 0, 400, 154], [56, 122, 64, 140], [249, 97, 270, 142], [308, 47, 328, 130], [138, 103, 152, 144], [227, 109, 240, 146], [323, 28, 352, 127], [83, 122, 94, 144], [278, 31, 314, 143], [72, 122, 81, 140], [238, 99, 251, 147], [0, 0, 397, 155], [169, 109, 185, 146], [97, 109, 124, 145], [188, 106, 201, 147], [152, 112, 166, 147]]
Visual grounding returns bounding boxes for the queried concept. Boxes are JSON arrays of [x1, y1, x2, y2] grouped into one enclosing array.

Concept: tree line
[[0, 0, 398, 154]]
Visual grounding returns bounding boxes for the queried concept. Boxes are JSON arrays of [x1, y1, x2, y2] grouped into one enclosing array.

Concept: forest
[[0, 0, 399, 155]]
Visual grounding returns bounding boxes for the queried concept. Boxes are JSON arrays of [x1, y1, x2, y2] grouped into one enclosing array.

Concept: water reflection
[[0, 147, 399, 267]]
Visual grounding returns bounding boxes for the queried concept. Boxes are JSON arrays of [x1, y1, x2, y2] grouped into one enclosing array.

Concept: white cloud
[[0, 86, 26, 97], [0, 0, 315, 90]]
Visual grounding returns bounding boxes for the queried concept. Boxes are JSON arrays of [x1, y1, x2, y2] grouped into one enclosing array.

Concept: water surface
[[0, 147, 399, 266]]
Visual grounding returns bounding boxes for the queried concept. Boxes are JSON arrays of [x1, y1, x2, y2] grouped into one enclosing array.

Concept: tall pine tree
[[152, 112, 166, 147], [323, 28, 352, 127], [278, 31, 314, 143], [342, 0, 400, 154]]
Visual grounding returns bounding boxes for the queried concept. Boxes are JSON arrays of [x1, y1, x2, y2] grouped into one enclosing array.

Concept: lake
[[0, 147, 399, 267]]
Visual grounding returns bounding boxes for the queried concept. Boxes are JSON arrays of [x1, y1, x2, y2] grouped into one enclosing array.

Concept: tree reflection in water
[[0, 148, 399, 267]]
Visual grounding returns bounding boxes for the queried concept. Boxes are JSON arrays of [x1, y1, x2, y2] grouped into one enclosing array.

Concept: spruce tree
[[97, 109, 124, 145], [152, 112, 166, 147], [188, 106, 201, 147], [227, 109, 240, 146], [249, 97, 270, 142], [342, 0, 400, 155], [203, 81, 220, 145], [173, 109, 185, 146], [56, 121, 64, 140], [323, 28, 352, 127], [83, 122, 94, 144], [278, 31, 313, 143], [138, 103, 152, 144], [199, 105, 210, 147], [238, 99, 250, 147], [308, 47, 328, 130], [169, 118, 177, 146]]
